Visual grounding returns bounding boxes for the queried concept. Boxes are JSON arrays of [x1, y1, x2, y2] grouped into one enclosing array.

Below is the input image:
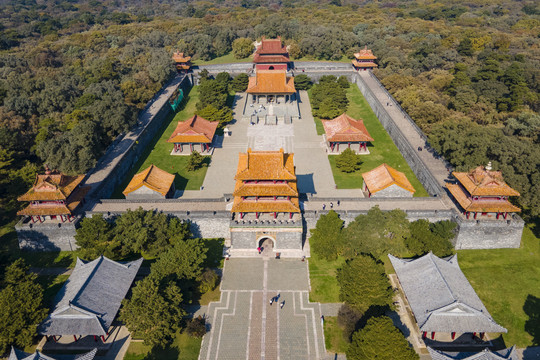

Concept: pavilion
[[9, 347, 97, 360], [352, 46, 377, 70], [362, 164, 415, 198], [427, 346, 519, 360], [123, 164, 175, 199], [389, 252, 507, 342], [446, 163, 520, 220], [172, 51, 191, 72], [39, 256, 143, 343], [253, 36, 290, 71], [231, 148, 300, 220], [321, 113, 373, 154], [246, 70, 296, 105], [17, 171, 89, 223], [167, 114, 218, 154]]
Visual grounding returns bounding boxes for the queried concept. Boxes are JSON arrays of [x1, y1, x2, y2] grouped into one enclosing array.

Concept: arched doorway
[[269, 65, 275, 70], [257, 237, 275, 256]]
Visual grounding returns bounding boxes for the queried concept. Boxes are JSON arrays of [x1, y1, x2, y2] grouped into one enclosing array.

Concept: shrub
[[335, 148, 362, 173], [198, 268, 219, 294], [186, 316, 207, 338], [186, 151, 207, 171], [337, 303, 363, 341]]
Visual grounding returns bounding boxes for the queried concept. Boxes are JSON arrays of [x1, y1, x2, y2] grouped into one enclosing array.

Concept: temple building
[[246, 70, 296, 104], [231, 148, 300, 220], [172, 51, 191, 72], [123, 164, 175, 200], [253, 36, 290, 71], [9, 347, 97, 360], [17, 171, 89, 223], [167, 115, 218, 154], [322, 113, 373, 154], [446, 163, 520, 220], [362, 164, 415, 198], [352, 46, 377, 70], [40, 256, 142, 343], [389, 253, 507, 343], [428, 346, 519, 360]]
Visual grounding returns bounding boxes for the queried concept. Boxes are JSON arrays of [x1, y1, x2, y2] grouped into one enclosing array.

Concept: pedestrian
[[257, 247, 261, 255], [270, 298, 273, 306], [320, 315, 325, 326], [330, 202, 333, 209], [280, 301, 285, 309], [322, 204, 326, 210], [337, 200, 340, 206]]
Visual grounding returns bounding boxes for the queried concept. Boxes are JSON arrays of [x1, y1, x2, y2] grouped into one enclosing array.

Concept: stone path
[[199, 258, 327, 360]]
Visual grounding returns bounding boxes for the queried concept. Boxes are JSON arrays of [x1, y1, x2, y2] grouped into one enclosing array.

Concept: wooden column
[[431, 332, 435, 340]]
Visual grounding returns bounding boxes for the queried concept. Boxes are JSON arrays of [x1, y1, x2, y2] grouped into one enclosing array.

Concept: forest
[[0, 0, 538, 226]]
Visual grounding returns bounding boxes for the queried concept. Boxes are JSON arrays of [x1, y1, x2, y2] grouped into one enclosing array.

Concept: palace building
[[428, 346, 519, 360], [231, 148, 300, 220], [9, 347, 97, 360], [172, 51, 191, 72], [362, 163, 415, 198], [123, 164, 175, 200], [253, 36, 290, 71], [390, 252, 507, 343], [322, 113, 373, 154], [246, 70, 296, 104], [167, 114, 218, 154], [40, 256, 142, 344], [352, 46, 377, 70], [446, 163, 520, 220], [17, 171, 89, 223]]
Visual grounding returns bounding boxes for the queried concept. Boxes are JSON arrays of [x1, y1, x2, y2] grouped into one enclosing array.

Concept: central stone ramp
[[200, 258, 326, 360]]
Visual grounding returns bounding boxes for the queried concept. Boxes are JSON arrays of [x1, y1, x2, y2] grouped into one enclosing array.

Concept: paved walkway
[[199, 258, 327, 360]]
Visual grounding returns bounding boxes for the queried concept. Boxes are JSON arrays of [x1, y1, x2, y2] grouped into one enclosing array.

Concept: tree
[[404, 219, 454, 257], [199, 268, 219, 294], [337, 76, 350, 88], [0, 260, 48, 354], [150, 239, 207, 281], [232, 38, 254, 59], [457, 38, 473, 56], [215, 72, 231, 86], [309, 210, 344, 260], [294, 74, 312, 90], [343, 207, 409, 259], [310, 78, 348, 119], [347, 316, 418, 360], [337, 255, 393, 313], [335, 148, 362, 173], [120, 277, 185, 347], [196, 105, 233, 128], [75, 214, 116, 260], [186, 151, 207, 171], [231, 73, 249, 92], [337, 303, 363, 341], [197, 79, 228, 110], [186, 316, 207, 337]]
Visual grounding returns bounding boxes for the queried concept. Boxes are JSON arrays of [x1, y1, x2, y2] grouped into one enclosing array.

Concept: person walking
[[280, 301, 285, 309], [337, 200, 340, 206], [330, 202, 333, 209], [270, 298, 273, 306], [257, 247, 261, 255], [322, 204, 326, 210]]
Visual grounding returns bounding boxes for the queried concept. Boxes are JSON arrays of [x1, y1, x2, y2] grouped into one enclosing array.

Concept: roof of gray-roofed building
[[389, 252, 507, 333], [427, 346, 519, 360], [9, 347, 97, 360], [39, 256, 143, 336]]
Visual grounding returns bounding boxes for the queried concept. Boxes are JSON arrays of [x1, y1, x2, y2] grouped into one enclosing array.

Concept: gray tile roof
[[9, 347, 97, 360], [39, 256, 143, 336], [389, 252, 507, 333], [427, 346, 519, 360]]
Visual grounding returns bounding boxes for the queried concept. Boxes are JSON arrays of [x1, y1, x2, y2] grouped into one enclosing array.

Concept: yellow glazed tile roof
[[447, 183, 520, 213], [452, 166, 520, 197], [246, 70, 296, 94], [362, 163, 416, 194], [123, 165, 175, 197], [321, 113, 374, 142], [235, 149, 296, 181]]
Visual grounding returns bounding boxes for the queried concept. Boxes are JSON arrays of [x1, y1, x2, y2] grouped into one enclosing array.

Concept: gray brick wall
[[230, 228, 303, 250], [454, 216, 524, 249], [368, 184, 414, 198], [15, 219, 80, 251]]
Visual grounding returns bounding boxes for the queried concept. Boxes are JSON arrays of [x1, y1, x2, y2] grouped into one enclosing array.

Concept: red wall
[[256, 64, 288, 71]]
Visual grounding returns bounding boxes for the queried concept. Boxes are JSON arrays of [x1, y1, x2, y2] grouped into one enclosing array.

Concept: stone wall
[[230, 227, 303, 250], [370, 184, 414, 198], [353, 73, 443, 197], [15, 218, 80, 251], [454, 216, 524, 249]]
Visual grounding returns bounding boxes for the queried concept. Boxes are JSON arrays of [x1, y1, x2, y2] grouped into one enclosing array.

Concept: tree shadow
[[524, 294, 540, 346], [202, 238, 225, 268], [143, 345, 180, 360]]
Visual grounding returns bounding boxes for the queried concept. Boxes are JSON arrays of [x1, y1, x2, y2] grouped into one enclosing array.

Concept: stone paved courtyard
[[199, 258, 326, 360]]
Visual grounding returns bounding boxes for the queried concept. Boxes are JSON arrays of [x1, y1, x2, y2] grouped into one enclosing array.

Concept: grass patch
[[311, 85, 428, 196], [458, 225, 540, 347], [124, 330, 202, 360], [111, 86, 209, 198], [308, 250, 345, 303], [324, 316, 349, 354], [199, 286, 221, 306], [192, 53, 253, 65], [38, 274, 69, 307]]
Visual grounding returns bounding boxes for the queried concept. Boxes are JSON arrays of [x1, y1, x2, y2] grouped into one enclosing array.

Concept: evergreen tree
[[75, 214, 116, 260], [186, 150, 207, 171], [347, 316, 418, 360], [232, 38, 254, 59], [335, 148, 362, 173], [309, 210, 344, 260], [294, 74, 312, 90], [337, 255, 393, 313], [0, 260, 48, 354], [231, 73, 249, 92]]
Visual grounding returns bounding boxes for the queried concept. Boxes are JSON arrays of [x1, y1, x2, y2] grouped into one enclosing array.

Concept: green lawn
[[308, 250, 345, 303], [124, 331, 202, 360], [111, 86, 210, 199], [313, 85, 428, 196], [458, 225, 540, 348], [324, 316, 349, 354]]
